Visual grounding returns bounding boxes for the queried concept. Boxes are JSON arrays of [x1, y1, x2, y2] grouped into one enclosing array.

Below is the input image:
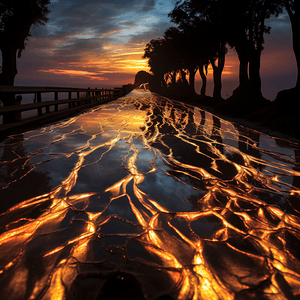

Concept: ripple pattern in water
[[0, 90, 300, 299]]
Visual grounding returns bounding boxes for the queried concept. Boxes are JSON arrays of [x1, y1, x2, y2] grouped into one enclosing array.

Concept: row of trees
[[143, 0, 299, 100], [143, 23, 224, 98]]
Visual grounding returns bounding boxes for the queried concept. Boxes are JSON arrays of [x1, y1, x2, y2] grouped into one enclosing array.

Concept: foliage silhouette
[[140, 0, 300, 139], [169, 0, 227, 99], [0, 0, 50, 89], [142, 22, 220, 96], [134, 70, 154, 87], [169, 0, 282, 100], [142, 38, 168, 90]]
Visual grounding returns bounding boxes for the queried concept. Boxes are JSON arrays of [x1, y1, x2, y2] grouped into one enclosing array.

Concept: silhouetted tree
[[134, 70, 154, 87], [169, 0, 227, 99], [143, 28, 194, 92], [199, 63, 208, 96], [0, 0, 50, 89], [179, 23, 217, 96], [170, 0, 282, 99], [143, 38, 169, 89], [223, 0, 282, 99], [163, 27, 185, 87], [163, 26, 198, 93], [143, 23, 218, 95], [284, 0, 299, 90], [239, 0, 282, 98], [211, 42, 227, 99]]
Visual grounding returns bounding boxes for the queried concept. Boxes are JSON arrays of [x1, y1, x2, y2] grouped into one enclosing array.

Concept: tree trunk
[[289, 11, 300, 90], [160, 73, 167, 88], [180, 69, 188, 84], [231, 38, 251, 98], [239, 56, 249, 87], [293, 24, 300, 90], [213, 67, 222, 99], [236, 45, 250, 91], [249, 50, 262, 98], [232, 50, 250, 98], [1, 45, 18, 88], [1, 45, 19, 123], [199, 65, 207, 96], [171, 71, 176, 84], [153, 73, 165, 90], [188, 67, 196, 93], [212, 47, 225, 100]]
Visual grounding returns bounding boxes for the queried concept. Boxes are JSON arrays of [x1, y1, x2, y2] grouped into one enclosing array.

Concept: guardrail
[[0, 84, 134, 134]]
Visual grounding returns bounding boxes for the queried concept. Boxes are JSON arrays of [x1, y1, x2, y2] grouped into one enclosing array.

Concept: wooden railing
[[0, 84, 133, 134]]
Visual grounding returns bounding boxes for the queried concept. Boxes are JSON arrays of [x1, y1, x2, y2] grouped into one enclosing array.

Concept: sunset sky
[[4, 0, 297, 100]]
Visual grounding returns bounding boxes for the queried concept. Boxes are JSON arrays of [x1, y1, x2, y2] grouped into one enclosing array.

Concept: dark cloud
[[267, 10, 290, 25], [53, 38, 106, 55], [45, 0, 157, 35], [264, 12, 293, 52], [126, 21, 173, 45], [140, 0, 156, 12]]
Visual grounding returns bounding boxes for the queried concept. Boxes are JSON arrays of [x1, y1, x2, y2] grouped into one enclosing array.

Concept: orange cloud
[[38, 69, 108, 80], [77, 45, 150, 75]]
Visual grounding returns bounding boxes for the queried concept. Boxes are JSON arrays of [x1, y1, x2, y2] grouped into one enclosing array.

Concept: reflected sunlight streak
[[0, 90, 300, 299]]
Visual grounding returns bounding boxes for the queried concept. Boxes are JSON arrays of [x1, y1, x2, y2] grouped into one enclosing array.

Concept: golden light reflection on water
[[1, 90, 300, 299]]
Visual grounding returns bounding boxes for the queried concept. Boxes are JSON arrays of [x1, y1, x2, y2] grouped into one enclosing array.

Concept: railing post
[[0, 86, 119, 127], [1, 93, 17, 124], [37, 92, 42, 116], [55, 92, 58, 111], [114, 88, 120, 97], [77, 91, 80, 106], [13, 95, 22, 122], [68, 92, 72, 108], [87, 88, 91, 103], [45, 92, 50, 113]]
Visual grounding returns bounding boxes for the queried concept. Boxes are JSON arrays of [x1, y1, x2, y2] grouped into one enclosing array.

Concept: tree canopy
[[142, 0, 300, 100], [142, 19, 223, 96], [169, 0, 283, 99], [0, 0, 50, 87]]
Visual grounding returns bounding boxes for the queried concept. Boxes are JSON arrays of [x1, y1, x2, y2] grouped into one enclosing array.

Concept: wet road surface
[[0, 90, 300, 299]]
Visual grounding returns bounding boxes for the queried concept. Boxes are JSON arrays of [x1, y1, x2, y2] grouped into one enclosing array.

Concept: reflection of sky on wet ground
[[0, 90, 300, 299]]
